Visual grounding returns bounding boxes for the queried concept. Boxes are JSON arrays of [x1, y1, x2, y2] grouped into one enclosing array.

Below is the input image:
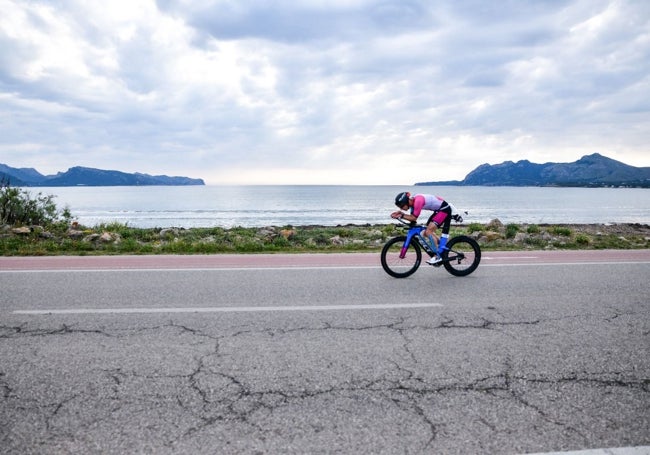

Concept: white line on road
[[484, 256, 540, 259], [523, 445, 650, 455], [0, 266, 380, 273], [481, 261, 650, 267], [13, 302, 443, 315]]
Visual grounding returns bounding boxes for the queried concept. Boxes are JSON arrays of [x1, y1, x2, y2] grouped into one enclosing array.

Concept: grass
[[1, 221, 648, 256]]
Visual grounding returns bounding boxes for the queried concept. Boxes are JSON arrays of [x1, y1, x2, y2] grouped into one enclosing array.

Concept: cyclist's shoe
[[427, 256, 443, 266]]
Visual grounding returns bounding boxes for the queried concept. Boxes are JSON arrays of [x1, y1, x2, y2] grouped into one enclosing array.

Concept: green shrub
[[382, 225, 397, 236], [334, 227, 353, 238], [310, 233, 330, 246], [575, 234, 590, 245], [0, 182, 71, 226], [272, 236, 290, 248], [551, 226, 572, 236], [526, 224, 540, 234], [235, 240, 264, 252], [467, 223, 483, 233], [524, 237, 548, 248], [505, 224, 519, 239]]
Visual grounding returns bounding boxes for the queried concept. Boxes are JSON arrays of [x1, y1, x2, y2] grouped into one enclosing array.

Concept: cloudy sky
[[1, 0, 648, 185]]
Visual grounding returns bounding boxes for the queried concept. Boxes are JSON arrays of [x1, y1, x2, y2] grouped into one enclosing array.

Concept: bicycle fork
[[401, 231, 436, 259]]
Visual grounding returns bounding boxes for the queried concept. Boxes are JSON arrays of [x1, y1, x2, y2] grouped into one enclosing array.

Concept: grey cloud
[[160, 0, 435, 42], [1, 0, 648, 183], [444, 0, 572, 24]]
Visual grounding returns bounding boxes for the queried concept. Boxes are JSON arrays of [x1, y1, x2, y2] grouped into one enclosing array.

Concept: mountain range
[[0, 165, 205, 186], [415, 153, 650, 188], [2, 154, 648, 188]]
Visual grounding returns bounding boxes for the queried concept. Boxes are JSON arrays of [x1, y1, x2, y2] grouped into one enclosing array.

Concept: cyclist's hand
[[391, 211, 403, 219]]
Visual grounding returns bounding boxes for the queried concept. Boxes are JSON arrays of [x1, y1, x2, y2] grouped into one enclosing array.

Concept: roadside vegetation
[[1, 183, 649, 256]]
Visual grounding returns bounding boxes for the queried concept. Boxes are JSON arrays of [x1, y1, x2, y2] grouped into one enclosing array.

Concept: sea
[[26, 185, 650, 229]]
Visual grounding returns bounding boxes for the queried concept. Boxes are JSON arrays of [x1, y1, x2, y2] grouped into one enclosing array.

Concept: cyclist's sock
[[438, 234, 449, 253]]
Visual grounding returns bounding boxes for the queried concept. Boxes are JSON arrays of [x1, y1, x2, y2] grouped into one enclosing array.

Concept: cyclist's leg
[[424, 214, 439, 250], [434, 207, 452, 252]]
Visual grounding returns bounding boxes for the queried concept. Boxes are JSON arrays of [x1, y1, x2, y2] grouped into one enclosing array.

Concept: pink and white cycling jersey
[[411, 194, 445, 218]]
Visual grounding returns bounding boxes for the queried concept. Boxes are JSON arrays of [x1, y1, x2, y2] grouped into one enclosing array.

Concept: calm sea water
[[29, 185, 650, 228]]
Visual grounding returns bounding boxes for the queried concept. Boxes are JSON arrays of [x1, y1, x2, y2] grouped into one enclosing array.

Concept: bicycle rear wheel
[[381, 236, 422, 278], [442, 235, 481, 277]]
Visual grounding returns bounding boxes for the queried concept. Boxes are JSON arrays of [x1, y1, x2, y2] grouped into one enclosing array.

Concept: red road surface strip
[[1, 250, 649, 271]]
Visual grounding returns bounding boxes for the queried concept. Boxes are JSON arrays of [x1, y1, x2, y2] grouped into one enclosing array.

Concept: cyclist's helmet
[[395, 192, 410, 208]]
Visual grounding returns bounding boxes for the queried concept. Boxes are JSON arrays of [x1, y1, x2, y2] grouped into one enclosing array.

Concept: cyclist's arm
[[390, 211, 417, 221], [400, 212, 418, 222]]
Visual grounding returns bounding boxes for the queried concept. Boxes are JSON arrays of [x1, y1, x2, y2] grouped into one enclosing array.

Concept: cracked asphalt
[[1, 256, 649, 454]]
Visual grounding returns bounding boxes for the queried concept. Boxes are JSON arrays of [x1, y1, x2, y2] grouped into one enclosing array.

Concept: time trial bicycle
[[381, 217, 481, 278]]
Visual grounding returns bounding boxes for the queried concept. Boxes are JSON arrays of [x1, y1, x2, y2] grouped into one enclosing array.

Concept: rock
[[541, 232, 553, 241], [257, 227, 277, 239], [12, 226, 32, 235], [481, 231, 503, 242], [160, 228, 179, 239], [513, 232, 528, 243], [81, 232, 119, 243], [100, 232, 114, 243], [330, 235, 344, 245], [67, 229, 84, 239], [486, 219, 503, 231], [280, 229, 296, 240], [83, 233, 101, 242]]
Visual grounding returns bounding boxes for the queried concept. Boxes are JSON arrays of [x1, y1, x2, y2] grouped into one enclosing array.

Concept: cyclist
[[391, 191, 453, 265]]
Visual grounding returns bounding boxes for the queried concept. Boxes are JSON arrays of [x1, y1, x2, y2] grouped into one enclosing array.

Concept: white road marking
[[0, 266, 380, 273], [13, 302, 443, 315], [481, 261, 650, 267], [523, 445, 650, 455], [484, 256, 539, 259]]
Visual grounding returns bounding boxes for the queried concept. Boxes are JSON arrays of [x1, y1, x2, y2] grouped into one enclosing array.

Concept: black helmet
[[395, 192, 410, 207]]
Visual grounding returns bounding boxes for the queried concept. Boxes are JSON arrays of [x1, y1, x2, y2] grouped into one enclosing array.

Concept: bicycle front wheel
[[442, 235, 481, 277], [381, 236, 422, 278]]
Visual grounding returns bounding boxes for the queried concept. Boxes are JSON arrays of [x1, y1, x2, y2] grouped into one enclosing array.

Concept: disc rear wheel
[[442, 235, 481, 277]]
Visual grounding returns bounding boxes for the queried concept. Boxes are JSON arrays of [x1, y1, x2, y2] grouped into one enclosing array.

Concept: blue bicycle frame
[[400, 224, 437, 259]]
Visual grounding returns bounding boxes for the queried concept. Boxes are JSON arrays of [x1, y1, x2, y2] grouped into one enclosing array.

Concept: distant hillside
[[415, 153, 650, 188], [0, 164, 205, 186]]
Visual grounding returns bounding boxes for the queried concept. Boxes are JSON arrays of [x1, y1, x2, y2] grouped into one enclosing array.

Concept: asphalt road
[[1, 251, 649, 454]]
